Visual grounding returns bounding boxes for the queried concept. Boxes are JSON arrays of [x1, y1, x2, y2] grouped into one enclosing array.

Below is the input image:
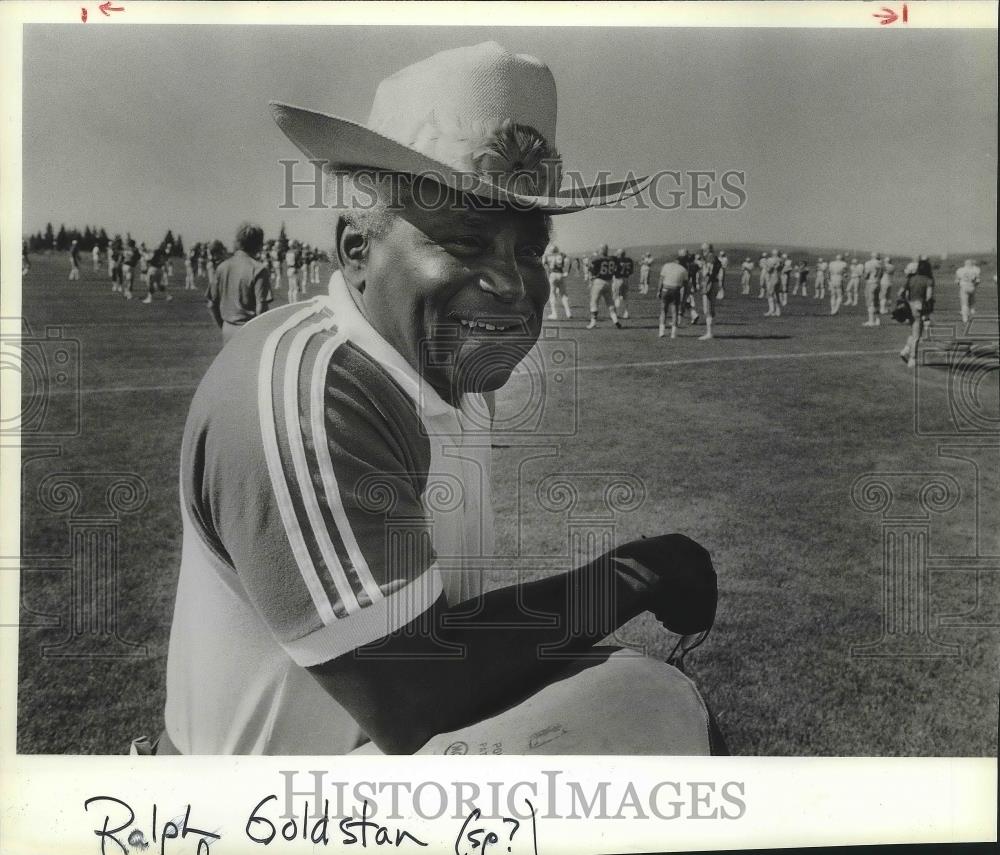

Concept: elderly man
[[206, 222, 272, 342], [159, 42, 720, 757]]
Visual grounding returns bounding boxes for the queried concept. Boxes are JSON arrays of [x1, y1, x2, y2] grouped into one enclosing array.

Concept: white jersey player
[[879, 256, 895, 315], [740, 258, 754, 295], [827, 254, 848, 315], [543, 244, 572, 319], [862, 252, 883, 327], [846, 258, 863, 306], [954, 259, 981, 324], [638, 253, 654, 295], [757, 253, 768, 298], [779, 254, 792, 305], [813, 258, 827, 300], [763, 250, 782, 317]]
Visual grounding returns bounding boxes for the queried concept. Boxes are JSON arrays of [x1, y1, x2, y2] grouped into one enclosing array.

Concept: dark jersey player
[[586, 246, 622, 329]]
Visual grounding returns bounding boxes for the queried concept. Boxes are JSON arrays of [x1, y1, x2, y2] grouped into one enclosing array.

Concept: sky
[[22, 24, 998, 256]]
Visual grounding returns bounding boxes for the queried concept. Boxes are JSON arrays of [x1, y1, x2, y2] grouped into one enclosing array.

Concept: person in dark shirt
[[142, 246, 172, 303], [697, 242, 721, 340], [110, 246, 124, 295], [122, 240, 140, 300], [899, 256, 935, 368], [679, 249, 701, 325], [68, 240, 81, 281], [206, 223, 272, 343], [612, 248, 635, 320]]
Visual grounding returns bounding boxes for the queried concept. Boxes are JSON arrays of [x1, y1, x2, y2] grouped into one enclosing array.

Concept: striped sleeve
[[186, 303, 442, 667]]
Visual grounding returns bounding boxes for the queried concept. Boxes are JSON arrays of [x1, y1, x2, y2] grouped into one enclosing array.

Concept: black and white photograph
[[2, 1, 998, 852]]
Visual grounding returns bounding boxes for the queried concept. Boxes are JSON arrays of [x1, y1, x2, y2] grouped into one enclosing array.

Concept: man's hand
[[610, 534, 717, 635]]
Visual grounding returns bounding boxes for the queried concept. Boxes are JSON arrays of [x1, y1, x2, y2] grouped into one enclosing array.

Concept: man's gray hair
[[327, 170, 411, 243], [235, 222, 265, 254]]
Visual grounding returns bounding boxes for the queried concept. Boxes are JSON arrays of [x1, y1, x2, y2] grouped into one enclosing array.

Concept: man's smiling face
[[345, 183, 551, 404]]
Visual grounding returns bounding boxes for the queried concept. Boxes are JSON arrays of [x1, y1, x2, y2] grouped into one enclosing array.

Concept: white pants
[[959, 284, 976, 321], [352, 650, 714, 756]]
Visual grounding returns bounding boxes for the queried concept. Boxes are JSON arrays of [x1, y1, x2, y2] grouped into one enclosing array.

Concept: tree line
[[25, 224, 186, 257]]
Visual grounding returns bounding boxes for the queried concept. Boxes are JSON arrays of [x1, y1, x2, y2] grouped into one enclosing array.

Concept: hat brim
[[270, 102, 647, 215]]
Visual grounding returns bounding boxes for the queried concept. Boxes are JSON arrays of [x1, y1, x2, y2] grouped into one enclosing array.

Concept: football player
[[310, 245, 322, 286], [110, 243, 124, 295], [846, 257, 863, 306], [827, 253, 848, 315], [739, 257, 754, 295], [681, 249, 701, 325], [285, 241, 300, 303], [658, 252, 688, 339], [296, 241, 308, 296], [879, 256, 895, 315], [638, 252, 654, 294], [268, 240, 283, 290], [813, 258, 827, 300], [716, 250, 728, 300], [544, 243, 572, 320], [142, 245, 173, 303], [164, 242, 175, 288], [899, 257, 935, 367], [763, 249, 782, 317], [586, 244, 622, 329], [122, 239, 140, 300], [68, 240, 81, 281], [954, 258, 982, 325], [779, 253, 792, 306], [612, 248, 635, 320], [862, 252, 883, 327], [697, 242, 721, 340]]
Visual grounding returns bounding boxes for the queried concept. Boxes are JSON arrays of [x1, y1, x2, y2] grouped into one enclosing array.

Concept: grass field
[[15, 249, 1000, 756]]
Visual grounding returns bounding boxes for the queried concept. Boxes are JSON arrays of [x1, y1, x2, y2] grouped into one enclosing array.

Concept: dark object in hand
[[892, 298, 913, 324], [611, 534, 718, 635]]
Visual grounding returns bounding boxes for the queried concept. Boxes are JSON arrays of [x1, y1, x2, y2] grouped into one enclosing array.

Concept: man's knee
[[563, 651, 714, 754]]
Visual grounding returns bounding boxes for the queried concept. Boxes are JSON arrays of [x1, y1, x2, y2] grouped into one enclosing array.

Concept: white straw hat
[[270, 41, 647, 214]]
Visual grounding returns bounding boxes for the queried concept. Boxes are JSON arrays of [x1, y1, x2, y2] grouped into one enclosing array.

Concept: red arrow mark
[[99, 2, 125, 15], [81, 6, 88, 22], [873, 6, 899, 25]]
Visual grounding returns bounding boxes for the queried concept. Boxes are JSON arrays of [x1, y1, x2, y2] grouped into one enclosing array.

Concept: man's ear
[[336, 218, 369, 292]]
